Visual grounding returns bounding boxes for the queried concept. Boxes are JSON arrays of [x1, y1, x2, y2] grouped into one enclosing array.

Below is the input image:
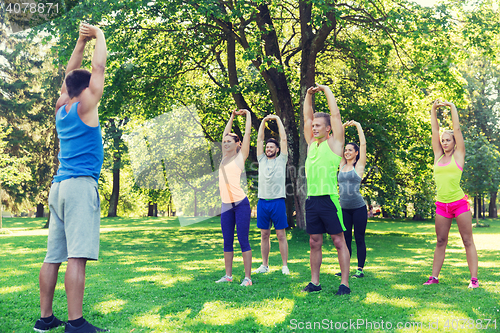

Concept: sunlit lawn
[[1, 216, 499, 332]]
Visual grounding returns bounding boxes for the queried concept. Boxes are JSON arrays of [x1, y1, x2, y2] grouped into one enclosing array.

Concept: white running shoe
[[240, 277, 253, 286], [215, 275, 233, 283], [253, 265, 269, 273], [282, 266, 290, 275]]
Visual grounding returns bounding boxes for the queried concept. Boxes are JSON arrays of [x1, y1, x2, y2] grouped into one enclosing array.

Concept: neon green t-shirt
[[305, 140, 342, 196]]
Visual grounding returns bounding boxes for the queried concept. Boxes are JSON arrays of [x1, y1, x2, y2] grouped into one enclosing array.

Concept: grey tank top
[[338, 166, 366, 209]]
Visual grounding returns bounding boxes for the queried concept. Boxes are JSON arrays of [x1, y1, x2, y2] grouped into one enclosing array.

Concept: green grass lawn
[[1, 216, 499, 332]]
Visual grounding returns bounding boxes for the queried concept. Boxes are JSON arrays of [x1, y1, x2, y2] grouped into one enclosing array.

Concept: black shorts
[[306, 195, 345, 235]]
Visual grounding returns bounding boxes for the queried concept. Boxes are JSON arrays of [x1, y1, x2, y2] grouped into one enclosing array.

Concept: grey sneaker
[[253, 265, 269, 273], [282, 266, 290, 275]]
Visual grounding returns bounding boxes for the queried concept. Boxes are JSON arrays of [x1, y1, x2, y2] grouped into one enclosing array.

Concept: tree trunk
[[0, 183, 2, 229], [482, 194, 485, 219], [44, 112, 60, 230], [107, 120, 122, 217], [107, 167, 120, 217], [43, 211, 50, 229], [474, 196, 477, 219], [295, 1, 338, 229], [478, 194, 482, 218], [475, 196, 479, 225], [413, 214, 424, 221], [489, 191, 498, 218], [148, 202, 155, 217], [218, 2, 338, 229], [36, 203, 44, 218], [253, 4, 302, 228], [194, 191, 197, 217]]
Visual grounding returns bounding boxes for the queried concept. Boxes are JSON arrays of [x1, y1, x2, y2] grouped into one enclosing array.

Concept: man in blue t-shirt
[[253, 115, 290, 275], [34, 23, 108, 333]]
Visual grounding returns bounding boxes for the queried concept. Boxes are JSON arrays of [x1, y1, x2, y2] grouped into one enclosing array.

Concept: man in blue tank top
[[34, 23, 109, 333]]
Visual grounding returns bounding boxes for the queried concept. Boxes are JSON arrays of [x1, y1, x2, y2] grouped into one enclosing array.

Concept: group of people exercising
[[216, 93, 478, 294], [216, 85, 369, 296], [33, 24, 478, 333]]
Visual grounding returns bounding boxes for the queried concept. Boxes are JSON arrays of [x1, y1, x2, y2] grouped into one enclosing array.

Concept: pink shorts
[[435, 196, 470, 219]]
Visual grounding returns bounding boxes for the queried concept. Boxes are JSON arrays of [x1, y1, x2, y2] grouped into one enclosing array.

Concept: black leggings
[[342, 206, 368, 269]]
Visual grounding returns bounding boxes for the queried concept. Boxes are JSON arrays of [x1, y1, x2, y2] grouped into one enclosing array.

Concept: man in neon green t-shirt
[[302, 84, 351, 295]]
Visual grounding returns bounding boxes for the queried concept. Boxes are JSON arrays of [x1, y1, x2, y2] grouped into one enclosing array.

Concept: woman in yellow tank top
[[424, 100, 478, 288]]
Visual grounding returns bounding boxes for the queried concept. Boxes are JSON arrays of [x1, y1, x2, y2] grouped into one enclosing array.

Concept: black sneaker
[[335, 284, 351, 295], [334, 272, 341, 277], [353, 270, 364, 278], [33, 316, 65, 332], [301, 282, 322, 293], [65, 320, 109, 333]]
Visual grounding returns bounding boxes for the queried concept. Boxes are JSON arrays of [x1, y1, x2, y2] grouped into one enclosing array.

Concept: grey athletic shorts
[[44, 177, 101, 263]]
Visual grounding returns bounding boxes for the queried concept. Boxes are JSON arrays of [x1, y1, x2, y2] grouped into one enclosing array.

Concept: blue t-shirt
[[53, 102, 104, 183]]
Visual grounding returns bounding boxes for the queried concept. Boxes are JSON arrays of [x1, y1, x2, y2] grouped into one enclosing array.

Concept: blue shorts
[[257, 198, 288, 230]]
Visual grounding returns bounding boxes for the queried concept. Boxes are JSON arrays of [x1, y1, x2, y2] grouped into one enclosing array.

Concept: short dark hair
[[265, 138, 280, 151], [65, 69, 91, 98]]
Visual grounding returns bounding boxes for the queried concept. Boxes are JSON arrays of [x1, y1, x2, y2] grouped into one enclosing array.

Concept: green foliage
[[11, 0, 500, 222], [458, 0, 500, 59], [459, 55, 500, 148], [99, 166, 151, 217], [0, 125, 30, 186], [463, 134, 500, 196], [0, 19, 59, 211]]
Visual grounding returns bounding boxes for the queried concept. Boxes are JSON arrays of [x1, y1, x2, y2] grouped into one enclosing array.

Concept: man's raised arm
[[268, 115, 288, 156], [79, 23, 107, 114], [55, 27, 89, 111]]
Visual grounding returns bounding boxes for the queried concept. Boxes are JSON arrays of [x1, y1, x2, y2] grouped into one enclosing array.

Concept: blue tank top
[[53, 102, 104, 183]]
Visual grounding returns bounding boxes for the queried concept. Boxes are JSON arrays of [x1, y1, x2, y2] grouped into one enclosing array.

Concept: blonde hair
[[441, 130, 455, 143]]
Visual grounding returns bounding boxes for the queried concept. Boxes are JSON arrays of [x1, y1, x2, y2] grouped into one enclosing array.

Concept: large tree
[[0, 126, 30, 228], [462, 134, 500, 222], [33, 0, 500, 226], [460, 56, 500, 217], [0, 15, 60, 216]]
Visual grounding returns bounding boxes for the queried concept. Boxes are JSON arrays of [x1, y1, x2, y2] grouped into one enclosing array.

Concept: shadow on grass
[[1, 218, 499, 332], [92, 224, 500, 331]]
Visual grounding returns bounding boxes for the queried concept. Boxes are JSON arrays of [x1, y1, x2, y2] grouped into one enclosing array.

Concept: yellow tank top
[[434, 154, 465, 203]]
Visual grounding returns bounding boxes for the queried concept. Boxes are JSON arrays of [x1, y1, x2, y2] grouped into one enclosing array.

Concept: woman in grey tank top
[[337, 120, 368, 278]]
